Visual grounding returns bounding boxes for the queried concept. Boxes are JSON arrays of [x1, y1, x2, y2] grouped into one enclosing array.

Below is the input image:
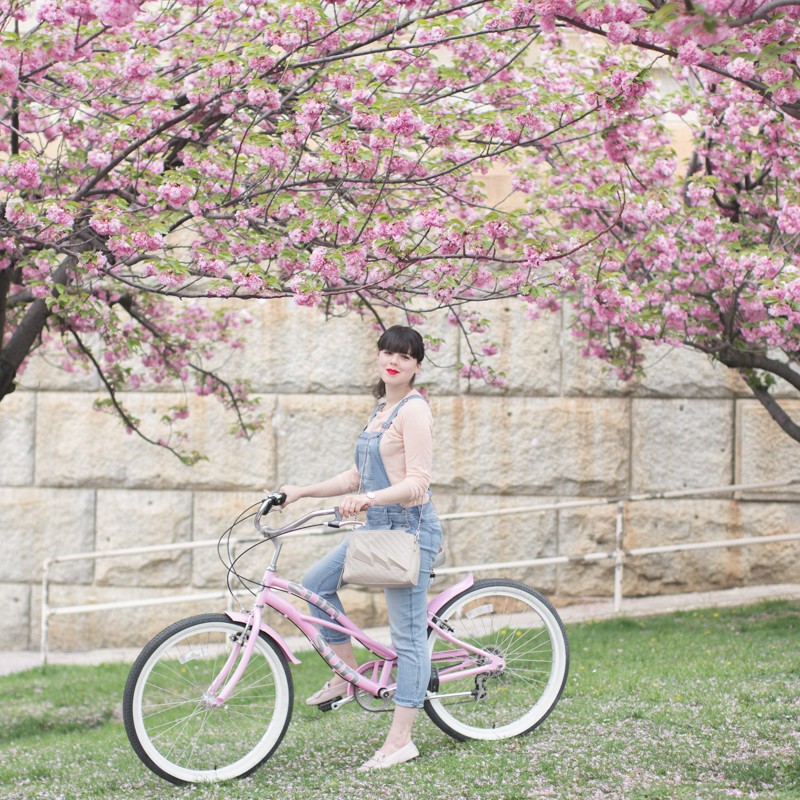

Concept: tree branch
[[554, 15, 800, 120], [121, 299, 257, 440], [65, 326, 204, 464], [711, 344, 800, 393], [747, 381, 800, 444], [0, 267, 11, 354], [729, 0, 800, 26]]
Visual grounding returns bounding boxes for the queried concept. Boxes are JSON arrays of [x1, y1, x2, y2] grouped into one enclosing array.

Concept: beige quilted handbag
[[342, 529, 420, 588]]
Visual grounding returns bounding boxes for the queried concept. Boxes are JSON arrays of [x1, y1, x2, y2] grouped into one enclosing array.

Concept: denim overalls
[[302, 394, 442, 708]]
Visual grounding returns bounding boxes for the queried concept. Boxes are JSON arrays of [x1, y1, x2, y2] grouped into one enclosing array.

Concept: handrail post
[[613, 501, 625, 613], [41, 558, 53, 668]]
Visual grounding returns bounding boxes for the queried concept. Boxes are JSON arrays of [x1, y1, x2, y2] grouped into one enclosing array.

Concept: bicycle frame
[[206, 504, 506, 708]]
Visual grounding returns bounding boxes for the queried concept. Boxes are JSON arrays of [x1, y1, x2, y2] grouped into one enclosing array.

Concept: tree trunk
[[0, 259, 71, 402]]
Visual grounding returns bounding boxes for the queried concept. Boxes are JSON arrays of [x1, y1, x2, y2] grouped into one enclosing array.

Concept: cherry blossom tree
[[524, 2, 800, 441], [2, 0, 799, 459]]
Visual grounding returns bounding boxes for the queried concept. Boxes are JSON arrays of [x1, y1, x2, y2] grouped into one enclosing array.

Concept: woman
[[279, 325, 442, 771]]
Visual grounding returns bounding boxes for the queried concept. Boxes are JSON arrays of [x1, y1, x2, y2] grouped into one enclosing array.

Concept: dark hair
[[372, 325, 425, 399]]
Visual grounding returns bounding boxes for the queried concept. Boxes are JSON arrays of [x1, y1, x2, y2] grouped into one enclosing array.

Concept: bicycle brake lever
[[327, 507, 344, 528]]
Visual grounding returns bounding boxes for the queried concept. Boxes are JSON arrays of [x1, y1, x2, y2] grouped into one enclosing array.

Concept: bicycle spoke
[[425, 580, 569, 741], [124, 615, 293, 784]]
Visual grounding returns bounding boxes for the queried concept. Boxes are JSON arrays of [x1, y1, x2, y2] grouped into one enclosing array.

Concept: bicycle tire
[[424, 578, 569, 741], [123, 613, 293, 784]]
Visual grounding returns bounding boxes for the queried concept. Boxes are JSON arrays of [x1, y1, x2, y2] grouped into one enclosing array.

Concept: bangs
[[377, 326, 424, 362]]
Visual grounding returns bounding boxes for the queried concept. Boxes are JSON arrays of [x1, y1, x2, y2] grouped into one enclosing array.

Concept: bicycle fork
[[203, 608, 266, 707]]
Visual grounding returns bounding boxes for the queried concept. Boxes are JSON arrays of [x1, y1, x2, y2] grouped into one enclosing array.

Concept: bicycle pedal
[[318, 697, 342, 712]]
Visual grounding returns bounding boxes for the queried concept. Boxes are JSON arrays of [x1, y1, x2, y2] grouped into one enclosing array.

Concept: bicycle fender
[[225, 611, 302, 664], [427, 572, 474, 616]]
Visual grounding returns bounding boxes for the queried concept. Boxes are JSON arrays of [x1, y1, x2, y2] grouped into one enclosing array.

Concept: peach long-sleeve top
[[328, 392, 433, 508]]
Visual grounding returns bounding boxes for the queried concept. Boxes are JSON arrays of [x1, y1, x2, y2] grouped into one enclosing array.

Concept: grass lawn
[[1, 600, 798, 800]]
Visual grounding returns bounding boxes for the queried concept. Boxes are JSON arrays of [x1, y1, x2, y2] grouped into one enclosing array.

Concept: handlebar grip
[[261, 491, 286, 512]]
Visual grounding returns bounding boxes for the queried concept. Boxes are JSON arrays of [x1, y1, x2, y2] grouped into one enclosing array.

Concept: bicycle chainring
[[354, 687, 394, 712]]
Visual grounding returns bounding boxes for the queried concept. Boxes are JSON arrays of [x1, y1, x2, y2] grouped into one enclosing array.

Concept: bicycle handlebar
[[254, 492, 354, 538]]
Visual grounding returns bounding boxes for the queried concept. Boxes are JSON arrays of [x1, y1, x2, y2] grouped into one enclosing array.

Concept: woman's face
[[377, 348, 420, 389]]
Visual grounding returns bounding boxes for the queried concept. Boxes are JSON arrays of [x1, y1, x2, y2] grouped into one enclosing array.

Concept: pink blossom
[[762, 67, 789, 85], [500, 269, 528, 292], [607, 22, 636, 45], [45, 205, 75, 227], [158, 182, 193, 208], [727, 57, 755, 80], [37, 0, 70, 25], [291, 4, 318, 25], [212, 6, 239, 26], [88, 150, 113, 169], [108, 236, 137, 259], [297, 99, 326, 128], [207, 59, 243, 78], [0, 58, 18, 94], [471, 266, 495, 289], [131, 231, 165, 251], [330, 72, 356, 92], [94, 0, 142, 28], [196, 255, 227, 277], [81, 252, 109, 276], [11, 160, 41, 189], [343, 248, 367, 279], [374, 220, 409, 242], [417, 26, 447, 45], [777, 204, 800, 236], [372, 62, 401, 82], [677, 41, 704, 66], [231, 271, 264, 292], [350, 109, 380, 131], [308, 248, 338, 280], [415, 208, 447, 228], [523, 245, 543, 270], [4, 198, 37, 228], [246, 87, 282, 109], [384, 109, 420, 137], [248, 54, 276, 71], [64, 0, 96, 21], [438, 228, 464, 256], [89, 213, 128, 236], [123, 53, 154, 81]]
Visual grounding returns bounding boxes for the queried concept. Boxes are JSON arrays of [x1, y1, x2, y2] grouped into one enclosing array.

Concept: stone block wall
[[1, 298, 799, 652]]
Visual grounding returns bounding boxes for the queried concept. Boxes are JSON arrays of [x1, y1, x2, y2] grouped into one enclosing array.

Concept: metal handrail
[[39, 477, 800, 664]]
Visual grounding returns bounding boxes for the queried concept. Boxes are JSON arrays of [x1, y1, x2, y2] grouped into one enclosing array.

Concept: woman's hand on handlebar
[[277, 485, 304, 506], [339, 493, 371, 517]]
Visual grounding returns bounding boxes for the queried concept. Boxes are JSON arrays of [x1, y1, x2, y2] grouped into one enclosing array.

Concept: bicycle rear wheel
[[425, 579, 569, 741], [123, 613, 293, 784]]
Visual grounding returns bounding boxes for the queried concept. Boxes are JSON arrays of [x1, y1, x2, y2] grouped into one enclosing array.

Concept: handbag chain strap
[[358, 427, 422, 542]]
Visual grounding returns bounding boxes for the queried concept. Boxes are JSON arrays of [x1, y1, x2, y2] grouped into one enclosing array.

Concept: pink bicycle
[[122, 492, 570, 784]]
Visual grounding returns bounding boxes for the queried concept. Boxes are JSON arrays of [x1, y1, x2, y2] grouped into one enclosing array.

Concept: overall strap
[[365, 403, 385, 426], [379, 393, 424, 430]]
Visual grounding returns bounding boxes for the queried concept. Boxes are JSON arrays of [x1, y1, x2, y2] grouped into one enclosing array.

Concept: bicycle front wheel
[[425, 579, 569, 741], [123, 613, 293, 784]]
